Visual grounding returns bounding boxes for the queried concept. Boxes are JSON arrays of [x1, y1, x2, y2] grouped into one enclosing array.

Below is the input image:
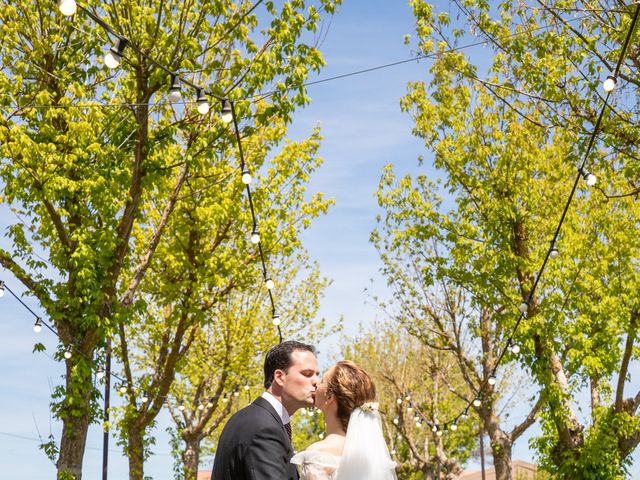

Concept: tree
[[398, 1, 640, 477], [0, 0, 341, 478], [343, 324, 477, 479]]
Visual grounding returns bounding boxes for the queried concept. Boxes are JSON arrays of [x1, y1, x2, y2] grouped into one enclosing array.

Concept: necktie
[[284, 422, 292, 441]]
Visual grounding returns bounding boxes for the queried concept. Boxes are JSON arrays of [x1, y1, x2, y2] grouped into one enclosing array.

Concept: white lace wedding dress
[[291, 451, 341, 480], [291, 404, 397, 480]]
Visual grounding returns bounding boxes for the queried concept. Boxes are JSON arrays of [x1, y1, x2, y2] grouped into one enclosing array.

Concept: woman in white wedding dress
[[291, 361, 397, 480]]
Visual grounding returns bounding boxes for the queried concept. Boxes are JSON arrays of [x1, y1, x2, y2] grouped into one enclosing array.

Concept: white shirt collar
[[261, 391, 291, 424]]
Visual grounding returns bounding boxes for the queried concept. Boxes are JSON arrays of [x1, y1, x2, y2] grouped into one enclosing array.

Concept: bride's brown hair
[[327, 361, 376, 432]]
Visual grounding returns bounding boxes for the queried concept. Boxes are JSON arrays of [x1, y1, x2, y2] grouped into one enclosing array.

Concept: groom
[[212, 340, 319, 479]]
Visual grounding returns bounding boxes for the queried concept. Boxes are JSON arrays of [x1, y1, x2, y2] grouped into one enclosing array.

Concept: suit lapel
[[253, 396, 292, 449]]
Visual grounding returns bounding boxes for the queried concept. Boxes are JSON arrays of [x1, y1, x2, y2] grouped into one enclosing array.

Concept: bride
[[291, 361, 397, 480]]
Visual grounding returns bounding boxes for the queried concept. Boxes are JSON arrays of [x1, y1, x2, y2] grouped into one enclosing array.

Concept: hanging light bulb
[[96, 367, 105, 380], [272, 314, 281, 326], [104, 38, 128, 69], [222, 394, 229, 403], [265, 278, 274, 290], [220, 99, 233, 124], [250, 229, 260, 244], [168, 74, 182, 103], [603, 75, 617, 92], [461, 409, 469, 420], [0, 280, 5, 297], [119, 384, 127, 394], [508, 339, 521, 355], [518, 302, 528, 314], [141, 393, 149, 403], [33, 317, 43, 333], [488, 374, 497, 386], [473, 397, 482, 408], [178, 403, 185, 411], [579, 168, 597, 187], [244, 383, 250, 391], [233, 389, 240, 397], [405, 393, 411, 401], [241, 170, 252, 185], [436, 429, 443, 437], [431, 424, 438, 433], [396, 397, 402, 405], [196, 89, 210, 115], [207, 400, 213, 408], [450, 422, 458, 431], [58, 0, 77, 16], [197, 403, 205, 411], [407, 401, 414, 413], [550, 245, 559, 259], [64, 348, 72, 359], [393, 417, 399, 425]]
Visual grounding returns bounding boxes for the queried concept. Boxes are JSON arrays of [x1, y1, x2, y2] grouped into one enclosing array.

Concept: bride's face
[[314, 366, 336, 413]]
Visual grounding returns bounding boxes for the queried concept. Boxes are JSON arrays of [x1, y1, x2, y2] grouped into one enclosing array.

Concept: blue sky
[[1, 0, 639, 478]]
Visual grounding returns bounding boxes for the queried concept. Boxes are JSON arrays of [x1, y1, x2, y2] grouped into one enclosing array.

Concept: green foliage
[[0, 0, 341, 477], [402, 0, 640, 477]]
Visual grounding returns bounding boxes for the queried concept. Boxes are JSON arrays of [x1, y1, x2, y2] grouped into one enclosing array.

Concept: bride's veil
[[336, 403, 397, 480]]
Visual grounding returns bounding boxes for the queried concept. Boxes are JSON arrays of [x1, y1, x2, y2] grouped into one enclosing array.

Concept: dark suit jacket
[[212, 396, 299, 480]]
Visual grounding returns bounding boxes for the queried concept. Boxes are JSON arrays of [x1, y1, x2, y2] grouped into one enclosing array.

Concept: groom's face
[[277, 349, 319, 414]]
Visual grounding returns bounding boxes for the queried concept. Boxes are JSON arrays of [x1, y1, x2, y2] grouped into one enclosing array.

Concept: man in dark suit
[[212, 340, 319, 479]]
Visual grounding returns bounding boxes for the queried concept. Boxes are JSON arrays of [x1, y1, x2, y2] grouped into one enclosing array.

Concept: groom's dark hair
[[264, 340, 316, 389]]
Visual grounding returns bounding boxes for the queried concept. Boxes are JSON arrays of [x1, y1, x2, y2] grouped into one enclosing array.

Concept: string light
[[508, 339, 521, 355], [396, 397, 402, 405], [431, 424, 438, 432], [473, 397, 482, 408], [518, 301, 528, 314], [168, 74, 182, 103], [141, 393, 149, 403], [579, 168, 597, 187], [265, 278, 274, 290], [104, 38, 128, 69], [244, 383, 250, 391], [178, 403, 185, 411], [119, 384, 127, 394], [488, 374, 497, 386], [33, 317, 43, 333], [549, 241, 559, 259], [197, 403, 205, 411], [436, 429, 443, 437], [461, 409, 469, 420], [196, 89, 210, 115], [58, 0, 76, 16], [450, 422, 458, 431], [393, 417, 399, 425], [64, 348, 72, 359], [207, 400, 213, 408], [272, 314, 281, 326], [603, 75, 617, 92], [96, 367, 105, 380], [241, 170, 252, 185], [250, 228, 260, 244], [221, 99, 233, 124]]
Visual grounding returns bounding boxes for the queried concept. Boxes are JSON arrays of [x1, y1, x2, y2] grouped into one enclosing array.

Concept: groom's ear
[[273, 368, 286, 387]]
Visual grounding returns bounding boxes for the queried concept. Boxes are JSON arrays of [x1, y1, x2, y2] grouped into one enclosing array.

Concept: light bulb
[[178, 404, 185, 411], [550, 247, 559, 259], [250, 230, 260, 244], [396, 398, 402, 405], [473, 397, 481, 407], [97, 368, 105, 380], [33, 318, 43, 333], [196, 89, 209, 115], [119, 385, 127, 394], [461, 410, 469, 419], [272, 315, 281, 326], [436, 429, 443, 437], [511, 343, 521, 354], [265, 278, 274, 290], [391, 449, 396, 455], [0, 281, 5, 297], [233, 390, 240, 397], [244, 384, 250, 391], [603, 75, 617, 92], [64, 349, 72, 359], [518, 302, 528, 314], [450, 422, 458, 431], [207, 401, 213, 408], [58, 0, 76, 16], [585, 173, 597, 187], [168, 74, 182, 103], [393, 417, 399, 425], [488, 375, 496, 386], [241, 170, 252, 185], [104, 39, 127, 69], [220, 99, 233, 124], [432, 425, 438, 432], [198, 404, 204, 410], [141, 395, 149, 403]]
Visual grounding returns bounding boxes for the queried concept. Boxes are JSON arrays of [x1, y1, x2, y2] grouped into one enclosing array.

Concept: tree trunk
[[489, 433, 513, 480], [56, 349, 94, 479], [57, 409, 91, 480], [182, 437, 201, 480], [127, 427, 145, 480]]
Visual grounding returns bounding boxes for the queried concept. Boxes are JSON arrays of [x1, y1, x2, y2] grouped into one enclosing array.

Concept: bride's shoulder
[[305, 436, 344, 456]]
